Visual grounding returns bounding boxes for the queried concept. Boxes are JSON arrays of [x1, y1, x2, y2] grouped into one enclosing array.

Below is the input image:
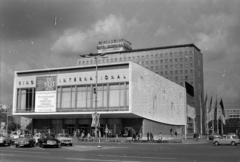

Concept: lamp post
[[79, 53, 106, 148]]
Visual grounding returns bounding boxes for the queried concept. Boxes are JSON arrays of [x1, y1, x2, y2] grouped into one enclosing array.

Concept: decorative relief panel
[[130, 62, 186, 125]]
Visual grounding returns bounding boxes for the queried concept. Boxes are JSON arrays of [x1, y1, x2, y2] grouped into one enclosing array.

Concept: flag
[[203, 93, 208, 129], [214, 98, 218, 120], [185, 81, 194, 97], [219, 99, 226, 125], [187, 104, 196, 119], [207, 96, 213, 122], [91, 112, 100, 127]]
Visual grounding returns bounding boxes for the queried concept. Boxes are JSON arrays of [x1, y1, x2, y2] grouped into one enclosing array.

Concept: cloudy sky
[[0, 0, 240, 109]]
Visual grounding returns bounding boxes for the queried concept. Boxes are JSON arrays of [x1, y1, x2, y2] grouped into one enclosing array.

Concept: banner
[[35, 76, 57, 112], [91, 112, 100, 127], [187, 104, 196, 119]]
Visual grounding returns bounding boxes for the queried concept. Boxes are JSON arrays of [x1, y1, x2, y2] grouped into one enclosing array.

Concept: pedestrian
[[136, 132, 140, 141], [150, 132, 154, 141], [175, 131, 177, 136], [147, 132, 150, 141], [158, 132, 163, 142], [132, 132, 136, 141]]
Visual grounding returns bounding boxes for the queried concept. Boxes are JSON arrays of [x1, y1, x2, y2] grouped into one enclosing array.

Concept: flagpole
[[216, 96, 218, 134], [200, 95, 202, 137]]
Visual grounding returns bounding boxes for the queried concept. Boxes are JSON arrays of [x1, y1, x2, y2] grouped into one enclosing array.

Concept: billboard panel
[[35, 76, 57, 112], [130, 62, 186, 125]]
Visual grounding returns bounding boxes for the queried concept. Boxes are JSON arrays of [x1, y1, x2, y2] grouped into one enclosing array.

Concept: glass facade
[[16, 82, 129, 113]]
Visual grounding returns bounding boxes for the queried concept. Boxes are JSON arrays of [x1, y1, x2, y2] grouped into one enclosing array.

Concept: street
[[0, 142, 240, 162]]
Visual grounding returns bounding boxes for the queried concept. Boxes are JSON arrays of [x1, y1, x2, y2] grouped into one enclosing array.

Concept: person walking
[[147, 132, 150, 141], [150, 132, 154, 141], [158, 132, 163, 142]]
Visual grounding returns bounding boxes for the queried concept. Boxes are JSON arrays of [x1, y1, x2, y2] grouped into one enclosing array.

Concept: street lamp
[[79, 53, 107, 148]]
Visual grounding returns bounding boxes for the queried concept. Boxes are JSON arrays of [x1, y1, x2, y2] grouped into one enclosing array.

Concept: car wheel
[[214, 141, 219, 146], [231, 141, 236, 146], [16, 145, 19, 148], [70, 144, 72, 146]]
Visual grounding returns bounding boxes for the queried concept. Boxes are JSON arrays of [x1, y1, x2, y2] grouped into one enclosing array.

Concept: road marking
[[98, 155, 176, 160], [66, 158, 140, 162], [62, 146, 126, 152], [0, 150, 49, 154], [0, 154, 15, 156]]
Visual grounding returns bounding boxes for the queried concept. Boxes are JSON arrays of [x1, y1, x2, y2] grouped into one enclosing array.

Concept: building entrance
[[65, 124, 75, 136]]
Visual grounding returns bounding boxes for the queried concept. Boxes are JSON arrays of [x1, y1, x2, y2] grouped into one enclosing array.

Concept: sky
[[0, 0, 240, 109]]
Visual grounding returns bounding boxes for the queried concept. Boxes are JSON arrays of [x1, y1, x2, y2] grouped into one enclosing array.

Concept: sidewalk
[[72, 135, 211, 145]]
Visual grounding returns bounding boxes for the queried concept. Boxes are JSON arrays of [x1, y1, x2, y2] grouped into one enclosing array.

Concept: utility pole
[[79, 53, 107, 148]]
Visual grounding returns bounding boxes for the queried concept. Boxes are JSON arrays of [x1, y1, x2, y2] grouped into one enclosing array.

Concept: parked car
[[38, 133, 60, 148], [209, 134, 221, 140], [15, 134, 36, 147], [213, 135, 240, 146], [56, 133, 73, 146], [0, 133, 12, 146]]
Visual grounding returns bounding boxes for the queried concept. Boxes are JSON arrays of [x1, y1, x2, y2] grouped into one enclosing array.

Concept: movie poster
[[35, 76, 57, 112]]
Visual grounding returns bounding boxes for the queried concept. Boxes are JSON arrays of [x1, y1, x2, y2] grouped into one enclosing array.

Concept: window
[[17, 88, 35, 111]]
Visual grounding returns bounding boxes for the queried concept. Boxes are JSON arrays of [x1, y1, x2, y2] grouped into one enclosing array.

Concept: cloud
[[52, 14, 141, 53]]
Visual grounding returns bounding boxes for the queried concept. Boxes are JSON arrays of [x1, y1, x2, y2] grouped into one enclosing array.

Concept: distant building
[[77, 42, 204, 134], [224, 109, 240, 119]]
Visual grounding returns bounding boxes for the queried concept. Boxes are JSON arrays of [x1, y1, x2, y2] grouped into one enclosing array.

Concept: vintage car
[[209, 134, 221, 140], [38, 133, 60, 148], [0, 133, 12, 146], [15, 134, 36, 147], [213, 135, 240, 146], [56, 133, 73, 146]]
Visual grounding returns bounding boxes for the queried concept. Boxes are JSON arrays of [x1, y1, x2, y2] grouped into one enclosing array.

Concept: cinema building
[[13, 61, 186, 137]]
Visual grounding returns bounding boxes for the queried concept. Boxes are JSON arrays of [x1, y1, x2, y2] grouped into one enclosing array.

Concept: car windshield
[[59, 134, 70, 138], [19, 135, 31, 138], [45, 134, 55, 138]]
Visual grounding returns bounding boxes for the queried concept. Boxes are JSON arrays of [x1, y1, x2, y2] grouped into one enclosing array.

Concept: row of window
[[78, 50, 194, 65], [16, 83, 129, 112]]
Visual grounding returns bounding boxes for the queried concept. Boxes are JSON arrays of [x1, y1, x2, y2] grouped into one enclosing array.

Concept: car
[[209, 134, 221, 140], [38, 133, 60, 148], [213, 135, 240, 146], [15, 134, 36, 147], [56, 133, 73, 146], [0, 133, 12, 146]]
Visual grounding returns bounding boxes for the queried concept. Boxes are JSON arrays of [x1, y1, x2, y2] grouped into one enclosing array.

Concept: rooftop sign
[[97, 39, 132, 53]]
